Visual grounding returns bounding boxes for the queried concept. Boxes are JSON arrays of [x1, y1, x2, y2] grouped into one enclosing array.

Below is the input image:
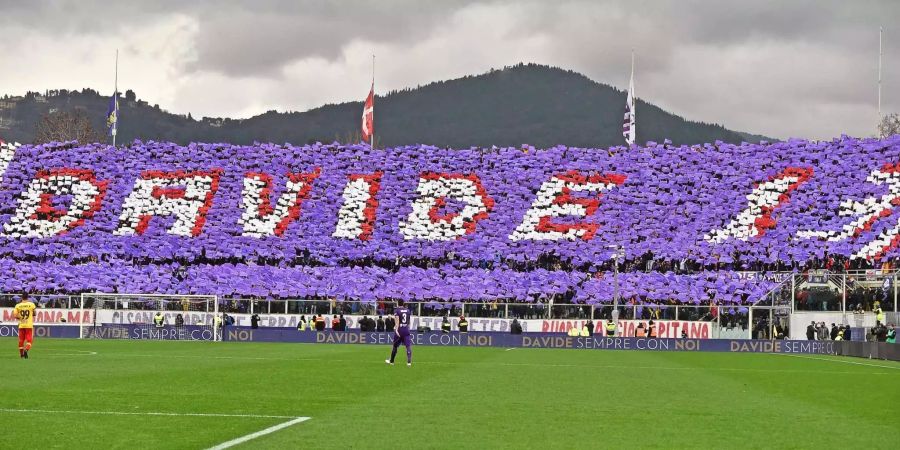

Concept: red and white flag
[[361, 84, 374, 145]]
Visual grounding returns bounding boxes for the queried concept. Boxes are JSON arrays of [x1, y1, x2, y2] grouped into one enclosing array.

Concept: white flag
[[622, 67, 635, 146]]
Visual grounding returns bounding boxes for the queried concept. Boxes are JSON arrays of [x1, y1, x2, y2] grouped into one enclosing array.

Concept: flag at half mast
[[361, 83, 374, 145], [106, 92, 118, 138]]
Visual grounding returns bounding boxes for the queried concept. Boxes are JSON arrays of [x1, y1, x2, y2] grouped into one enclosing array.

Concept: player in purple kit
[[385, 299, 412, 367]]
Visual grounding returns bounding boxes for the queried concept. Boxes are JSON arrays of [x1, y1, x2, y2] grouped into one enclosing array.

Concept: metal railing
[[791, 270, 899, 313], [1, 269, 894, 326], [2, 293, 799, 339]]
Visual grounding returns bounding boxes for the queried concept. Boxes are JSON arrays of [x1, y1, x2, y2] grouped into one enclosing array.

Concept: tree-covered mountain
[[0, 63, 768, 148]]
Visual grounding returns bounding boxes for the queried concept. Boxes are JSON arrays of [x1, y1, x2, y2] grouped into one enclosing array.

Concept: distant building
[[0, 99, 18, 110], [203, 117, 225, 128]]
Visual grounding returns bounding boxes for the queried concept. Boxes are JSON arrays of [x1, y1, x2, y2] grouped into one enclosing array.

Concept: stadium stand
[[0, 135, 899, 310]]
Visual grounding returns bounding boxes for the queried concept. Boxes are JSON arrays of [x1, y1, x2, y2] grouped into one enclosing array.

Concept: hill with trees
[[0, 63, 768, 148]]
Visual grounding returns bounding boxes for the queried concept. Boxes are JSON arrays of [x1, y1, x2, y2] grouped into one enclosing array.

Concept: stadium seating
[[0, 135, 898, 303]]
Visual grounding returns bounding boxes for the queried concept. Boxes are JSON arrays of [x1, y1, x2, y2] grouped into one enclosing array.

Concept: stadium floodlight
[[78, 293, 219, 341]]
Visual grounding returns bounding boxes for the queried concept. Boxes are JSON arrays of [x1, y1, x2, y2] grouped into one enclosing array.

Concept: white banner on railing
[[523, 319, 712, 338], [0, 308, 712, 338], [0, 307, 93, 325]]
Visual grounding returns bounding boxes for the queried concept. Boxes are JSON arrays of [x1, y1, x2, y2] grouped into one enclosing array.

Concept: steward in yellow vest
[[605, 320, 616, 336]]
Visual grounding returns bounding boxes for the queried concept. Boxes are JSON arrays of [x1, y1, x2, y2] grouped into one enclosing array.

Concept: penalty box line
[[0, 408, 311, 450], [206, 416, 310, 450]]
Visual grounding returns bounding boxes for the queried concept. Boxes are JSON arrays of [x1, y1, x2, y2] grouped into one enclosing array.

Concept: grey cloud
[[0, 0, 489, 76], [0, 0, 896, 139]]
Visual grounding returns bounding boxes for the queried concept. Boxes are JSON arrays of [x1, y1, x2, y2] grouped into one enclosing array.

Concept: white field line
[[41, 350, 98, 357], [0, 408, 299, 419], [109, 352, 899, 375], [206, 416, 310, 450], [771, 353, 900, 370]]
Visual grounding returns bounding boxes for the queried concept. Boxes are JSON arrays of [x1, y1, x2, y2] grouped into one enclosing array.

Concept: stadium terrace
[[1, 136, 900, 300]]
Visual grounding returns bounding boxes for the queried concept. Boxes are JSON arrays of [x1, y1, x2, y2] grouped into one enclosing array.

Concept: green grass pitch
[[2, 338, 898, 449]]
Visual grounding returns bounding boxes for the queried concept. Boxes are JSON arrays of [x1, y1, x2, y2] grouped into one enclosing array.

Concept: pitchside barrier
[[219, 328, 900, 360], [0, 325, 896, 360], [2, 290, 894, 341], [0, 307, 880, 342]]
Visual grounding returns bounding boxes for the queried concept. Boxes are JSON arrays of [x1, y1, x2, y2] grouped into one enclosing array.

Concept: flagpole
[[630, 49, 634, 95], [878, 26, 883, 134], [113, 49, 118, 147], [371, 54, 375, 148], [630, 49, 635, 146]]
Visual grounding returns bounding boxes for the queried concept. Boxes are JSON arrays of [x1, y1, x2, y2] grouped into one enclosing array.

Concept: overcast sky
[[0, 0, 896, 140]]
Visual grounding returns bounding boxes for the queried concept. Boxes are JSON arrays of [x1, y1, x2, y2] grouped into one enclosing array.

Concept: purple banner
[[0, 325, 80, 338], [81, 324, 215, 341], [223, 328, 839, 354]]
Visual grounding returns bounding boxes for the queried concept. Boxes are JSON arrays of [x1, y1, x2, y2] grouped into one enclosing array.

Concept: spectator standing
[[830, 323, 839, 340], [806, 322, 816, 340], [817, 322, 829, 341], [843, 325, 852, 341], [385, 315, 396, 333], [873, 323, 888, 342], [586, 320, 595, 336], [339, 314, 347, 331], [510, 318, 523, 335], [250, 313, 260, 329], [376, 315, 385, 332]]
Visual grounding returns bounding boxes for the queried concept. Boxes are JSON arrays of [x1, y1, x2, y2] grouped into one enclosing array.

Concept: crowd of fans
[[1, 136, 900, 308]]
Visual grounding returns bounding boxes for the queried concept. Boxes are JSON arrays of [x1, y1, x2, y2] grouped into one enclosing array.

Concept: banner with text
[[223, 329, 837, 354]]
